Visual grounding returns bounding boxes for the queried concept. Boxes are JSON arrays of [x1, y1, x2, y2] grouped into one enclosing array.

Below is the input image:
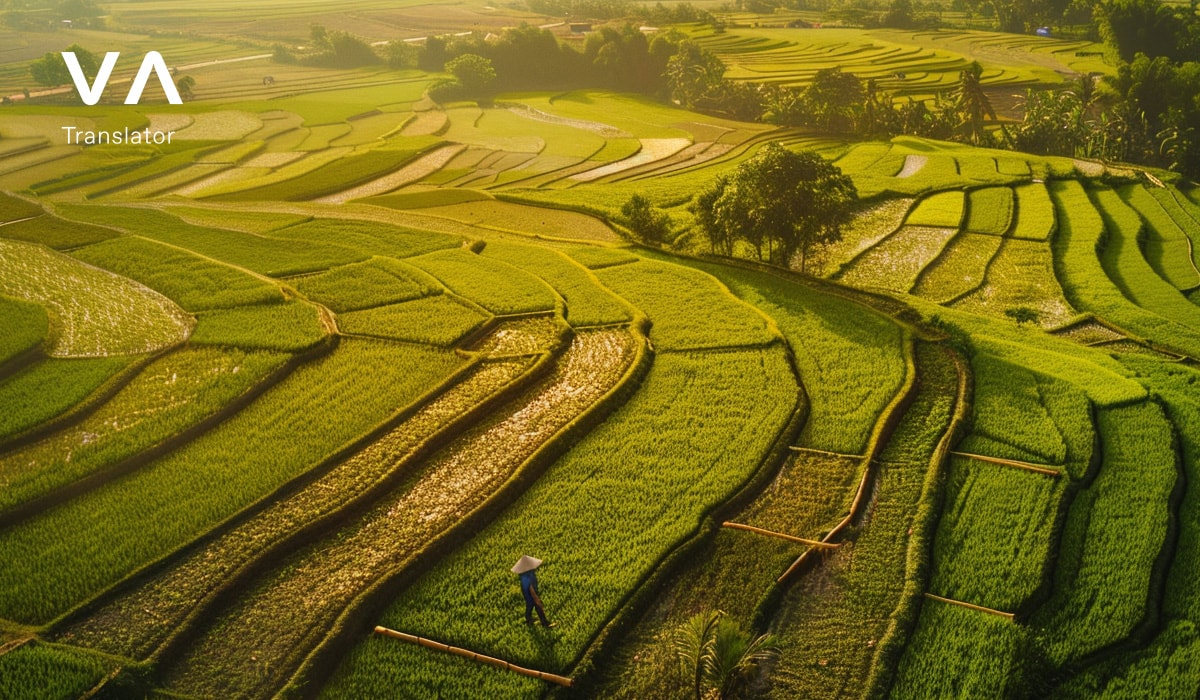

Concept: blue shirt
[[519, 570, 538, 601]]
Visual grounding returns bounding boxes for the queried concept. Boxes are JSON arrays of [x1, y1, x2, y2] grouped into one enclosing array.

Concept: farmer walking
[[512, 555, 556, 628]]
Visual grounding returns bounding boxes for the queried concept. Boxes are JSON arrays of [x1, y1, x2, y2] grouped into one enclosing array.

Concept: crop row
[[1011, 183, 1056, 240], [0, 641, 113, 699], [890, 603, 1026, 699], [163, 329, 637, 698], [339, 296, 490, 346], [767, 342, 959, 698], [188, 300, 328, 352], [59, 351, 542, 660], [671, 258, 908, 454], [0, 346, 286, 517], [906, 191, 966, 229], [271, 217, 459, 261], [291, 257, 441, 313], [1030, 401, 1177, 667], [71, 236, 285, 312], [321, 345, 798, 698], [408, 248, 559, 316], [911, 232, 1002, 303], [807, 199, 913, 279], [0, 238, 192, 357], [958, 354, 1069, 465], [0, 295, 46, 366], [480, 242, 633, 327], [0, 212, 119, 250], [951, 236, 1077, 329], [964, 187, 1013, 235], [0, 338, 465, 624], [1119, 185, 1200, 291], [1051, 180, 1200, 358], [837, 226, 957, 292], [596, 258, 778, 351]]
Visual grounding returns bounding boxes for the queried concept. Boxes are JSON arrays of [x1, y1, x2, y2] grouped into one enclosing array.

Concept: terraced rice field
[[1, 13, 1198, 700]]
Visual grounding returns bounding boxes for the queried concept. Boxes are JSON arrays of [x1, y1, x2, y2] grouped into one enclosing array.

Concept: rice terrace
[[3, 0, 1200, 697]]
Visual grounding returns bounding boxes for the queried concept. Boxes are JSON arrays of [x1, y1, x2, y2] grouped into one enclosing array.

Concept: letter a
[[63, 51, 119, 106], [125, 51, 182, 105]]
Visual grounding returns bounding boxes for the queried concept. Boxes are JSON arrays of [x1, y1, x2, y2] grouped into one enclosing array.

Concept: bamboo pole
[[373, 626, 573, 687], [722, 522, 840, 549], [787, 446, 865, 460], [922, 593, 1014, 619], [951, 451, 1061, 477]]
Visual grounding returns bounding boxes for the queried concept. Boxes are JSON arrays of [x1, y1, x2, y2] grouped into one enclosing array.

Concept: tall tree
[[952, 61, 996, 145], [802, 67, 865, 133], [691, 143, 857, 270]]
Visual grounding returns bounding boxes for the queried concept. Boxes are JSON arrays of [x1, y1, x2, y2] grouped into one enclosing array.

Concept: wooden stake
[[722, 522, 840, 549], [951, 451, 1061, 477], [923, 593, 1014, 619], [787, 446, 865, 460], [373, 626, 573, 687]]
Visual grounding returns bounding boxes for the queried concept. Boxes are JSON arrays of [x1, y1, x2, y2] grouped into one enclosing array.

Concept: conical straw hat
[[511, 555, 543, 574]]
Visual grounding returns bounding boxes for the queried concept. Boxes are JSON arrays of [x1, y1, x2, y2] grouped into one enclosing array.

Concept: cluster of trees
[[273, 26, 383, 69], [691, 143, 857, 269], [3, 0, 104, 30]]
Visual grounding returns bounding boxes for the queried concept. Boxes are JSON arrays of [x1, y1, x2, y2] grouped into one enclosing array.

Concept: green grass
[[339, 296, 489, 346], [0, 356, 134, 443], [408, 248, 558, 315], [0, 347, 286, 515], [481, 242, 632, 327], [964, 187, 1013, 235], [323, 346, 798, 698], [291, 257, 442, 313], [0, 295, 47, 365], [595, 260, 777, 351], [70, 236, 285, 311], [905, 190, 966, 228], [0, 339, 463, 624], [55, 205, 365, 277], [0, 238, 192, 357], [189, 301, 327, 352]]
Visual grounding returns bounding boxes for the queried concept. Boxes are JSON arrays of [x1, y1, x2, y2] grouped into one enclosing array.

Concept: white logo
[[62, 51, 182, 106]]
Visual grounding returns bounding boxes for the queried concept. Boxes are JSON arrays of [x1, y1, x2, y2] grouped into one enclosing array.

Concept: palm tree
[[175, 75, 195, 100], [953, 61, 995, 145], [674, 609, 780, 700]]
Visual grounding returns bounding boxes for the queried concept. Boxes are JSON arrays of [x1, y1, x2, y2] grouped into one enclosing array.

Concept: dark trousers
[[524, 595, 549, 624]]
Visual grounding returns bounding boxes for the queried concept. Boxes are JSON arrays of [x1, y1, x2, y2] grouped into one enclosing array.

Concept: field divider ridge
[[372, 626, 573, 688]]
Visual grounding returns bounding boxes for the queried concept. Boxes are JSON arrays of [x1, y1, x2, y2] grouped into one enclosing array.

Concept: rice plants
[[321, 347, 798, 699], [911, 232, 1003, 303], [291, 257, 441, 313], [1148, 188, 1200, 272], [163, 330, 638, 698], [958, 354, 1068, 464], [807, 198, 913, 278], [964, 187, 1013, 235], [339, 296, 489, 347], [565, 246, 639, 269], [0, 295, 47, 365], [952, 237, 1076, 328], [890, 603, 1026, 699], [271, 218, 460, 261], [0, 642, 111, 700], [59, 354, 540, 660], [0, 238, 192, 357], [0, 213, 119, 250], [595, 260, 777, 350], [766, 342, 958, 699], [1051, 180, 1200, 358], [1030, 401, 1177, 667], [55, 205, 364, 277], [164, 206, 310, 234], [0, 356, 133, 442], [481, 242, 632, 326], [189, 301, 327, 352], [0, 338, 463, 624], [1118, 185, 1200, 291], [1011, 182, 1056, 241], [71, 237, 284, 311], [408, 249, 558, 315], [837, 226, 958, 292], [905, 191, 966, 228], [0, 193, 41, 222], [0, 347, 286, 514], [654, 255, 907, 454]]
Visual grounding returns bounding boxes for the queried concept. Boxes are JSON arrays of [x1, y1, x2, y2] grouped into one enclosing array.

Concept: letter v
[[63, 51, 119, 106], [125, 51, 182, 105]]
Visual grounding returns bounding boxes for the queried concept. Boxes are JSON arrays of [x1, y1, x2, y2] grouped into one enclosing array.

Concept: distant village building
[[61, 19, 73, 28], [1036, 27, 1052, 37], [569, 22, 592, 34]]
